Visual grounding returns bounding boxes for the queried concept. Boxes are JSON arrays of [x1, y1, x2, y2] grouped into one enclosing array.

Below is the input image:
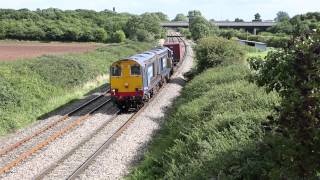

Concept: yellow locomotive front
[[110, 59, 144, 110]]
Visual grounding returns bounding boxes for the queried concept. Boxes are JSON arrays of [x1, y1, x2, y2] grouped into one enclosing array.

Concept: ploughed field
[[0, 41, 98, 61]]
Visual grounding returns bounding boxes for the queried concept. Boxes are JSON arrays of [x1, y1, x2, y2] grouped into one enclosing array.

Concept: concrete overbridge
[[161, 21, 276, 35]]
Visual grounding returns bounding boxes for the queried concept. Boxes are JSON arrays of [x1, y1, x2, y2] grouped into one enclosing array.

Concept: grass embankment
[[246, 48, 272, 59], [129, 37, 279, 179], [0, 41, 154, 136]]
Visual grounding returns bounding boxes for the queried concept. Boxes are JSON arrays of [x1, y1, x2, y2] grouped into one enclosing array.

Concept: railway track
[[0, 92, 111, 175], [66, 104, 149, 179], [32, 86, 162, 179]]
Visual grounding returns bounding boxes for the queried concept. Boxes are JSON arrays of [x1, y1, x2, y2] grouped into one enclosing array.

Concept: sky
[[0, 0, 319, 21]]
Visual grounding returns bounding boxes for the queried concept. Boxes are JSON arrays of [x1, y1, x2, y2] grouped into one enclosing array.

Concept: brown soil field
[[0, 41, 98, 61]]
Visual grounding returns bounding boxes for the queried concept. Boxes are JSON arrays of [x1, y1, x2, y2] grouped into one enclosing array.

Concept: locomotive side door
[[146, 64, 153, 87]]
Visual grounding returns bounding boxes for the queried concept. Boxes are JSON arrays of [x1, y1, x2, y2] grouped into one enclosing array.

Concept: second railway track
[[0, 92, 112, 175]]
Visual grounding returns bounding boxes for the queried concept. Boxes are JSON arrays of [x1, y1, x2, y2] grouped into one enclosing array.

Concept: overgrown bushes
[[177, 28, 192, 39], [0, 41, 154, 135], [195, 36, 245, 71], [124, 13, 166, 42], [189, 16, 217, 41], [129, 65, 279, 179], [110, 30, 126, 43], [0, 9, 166, 42], [268, 12, 320, 36], [249, 30, 320, 178]]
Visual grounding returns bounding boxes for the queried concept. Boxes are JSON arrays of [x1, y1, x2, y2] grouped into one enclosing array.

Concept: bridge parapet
[[161, 21, 275, 28]]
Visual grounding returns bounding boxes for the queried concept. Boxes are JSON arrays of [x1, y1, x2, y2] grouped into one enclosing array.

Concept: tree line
[[269, 11, 320, 36], [0, 8, 168, 42], [176, 10, 320, 48]]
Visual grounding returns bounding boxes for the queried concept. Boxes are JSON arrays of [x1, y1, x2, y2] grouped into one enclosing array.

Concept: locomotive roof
[[117, 47, 170, 66]]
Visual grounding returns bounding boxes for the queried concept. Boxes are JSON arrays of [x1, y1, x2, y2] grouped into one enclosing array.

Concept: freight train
[[110, 36, 185, 111]]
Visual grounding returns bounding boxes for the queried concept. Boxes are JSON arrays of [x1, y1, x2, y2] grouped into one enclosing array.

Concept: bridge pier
[[253, 28, 257, 35]]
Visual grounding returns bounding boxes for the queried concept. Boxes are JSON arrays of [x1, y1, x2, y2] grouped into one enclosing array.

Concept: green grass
[[246, 48, 274, 59], [0, 40, 154, 136], [128, 65, 279, 179]]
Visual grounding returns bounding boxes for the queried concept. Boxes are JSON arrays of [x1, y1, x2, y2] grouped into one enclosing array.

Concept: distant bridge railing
[[161, 21, 276, 28]]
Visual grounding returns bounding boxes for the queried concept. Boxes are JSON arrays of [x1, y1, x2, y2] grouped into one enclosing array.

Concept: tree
[[136, 29, 153, 42], [235, 18, 244, 22], [188, 10, 202, 22], [79, 27, 95, 41], [0, 21, 6, 39], [124, 13, 163, 41], [173, 13, 188, 21], [253, 13, 262, 22], [0, 8, 166, 42], [111, 30, 126, 43], [152, 12, 169, 22], [189, 16, 215, 40], [24, 24, 46, 40], [268, 20, 293, 34], [44, 23, 64, 40], [195, 36, 244, 71], [92, 27, 107, 42], [140, 13, 163, 39], [275, 11, 290, 22], [249, 30, 320, 178], [124, 15, 142, 40]]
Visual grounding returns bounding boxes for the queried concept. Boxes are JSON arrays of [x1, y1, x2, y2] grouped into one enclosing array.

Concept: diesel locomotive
[[110, 47, 173, 110], [110, 37, 185, 111]]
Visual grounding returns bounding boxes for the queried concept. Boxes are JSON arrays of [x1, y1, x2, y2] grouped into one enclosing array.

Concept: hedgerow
[[249, 30, 320, 178], [195, 36, 245, 71], [0, 9, 167, 42]]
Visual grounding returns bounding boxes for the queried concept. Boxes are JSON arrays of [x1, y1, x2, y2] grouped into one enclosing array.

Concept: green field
[[0, 41, 154, 136], [246, 48, 273, 59]]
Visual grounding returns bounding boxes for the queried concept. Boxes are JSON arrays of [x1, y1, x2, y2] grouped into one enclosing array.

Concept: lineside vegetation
[[249, 30, 320, 178], [130, 29, 319, 178], [0, 9, 167, 42]]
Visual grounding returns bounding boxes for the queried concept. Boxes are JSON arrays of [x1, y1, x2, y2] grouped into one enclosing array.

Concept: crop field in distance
[[0, 41, 99, 61]]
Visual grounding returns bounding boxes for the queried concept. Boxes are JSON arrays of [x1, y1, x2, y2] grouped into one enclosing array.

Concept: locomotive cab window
[[130, 64, 141, 76], [162, 57, 167, 69], [111, 65, 121, 77]]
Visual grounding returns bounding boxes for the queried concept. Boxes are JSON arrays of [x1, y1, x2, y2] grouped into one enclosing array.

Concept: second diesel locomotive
[[110, 47, 173, 110]]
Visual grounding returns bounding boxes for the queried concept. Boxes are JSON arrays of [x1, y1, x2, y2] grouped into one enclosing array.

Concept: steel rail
[[67, 92, 154, 180], [34, 108, 120, 180], [0, 92, 108, 157], [0, 98, 111, 175]]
